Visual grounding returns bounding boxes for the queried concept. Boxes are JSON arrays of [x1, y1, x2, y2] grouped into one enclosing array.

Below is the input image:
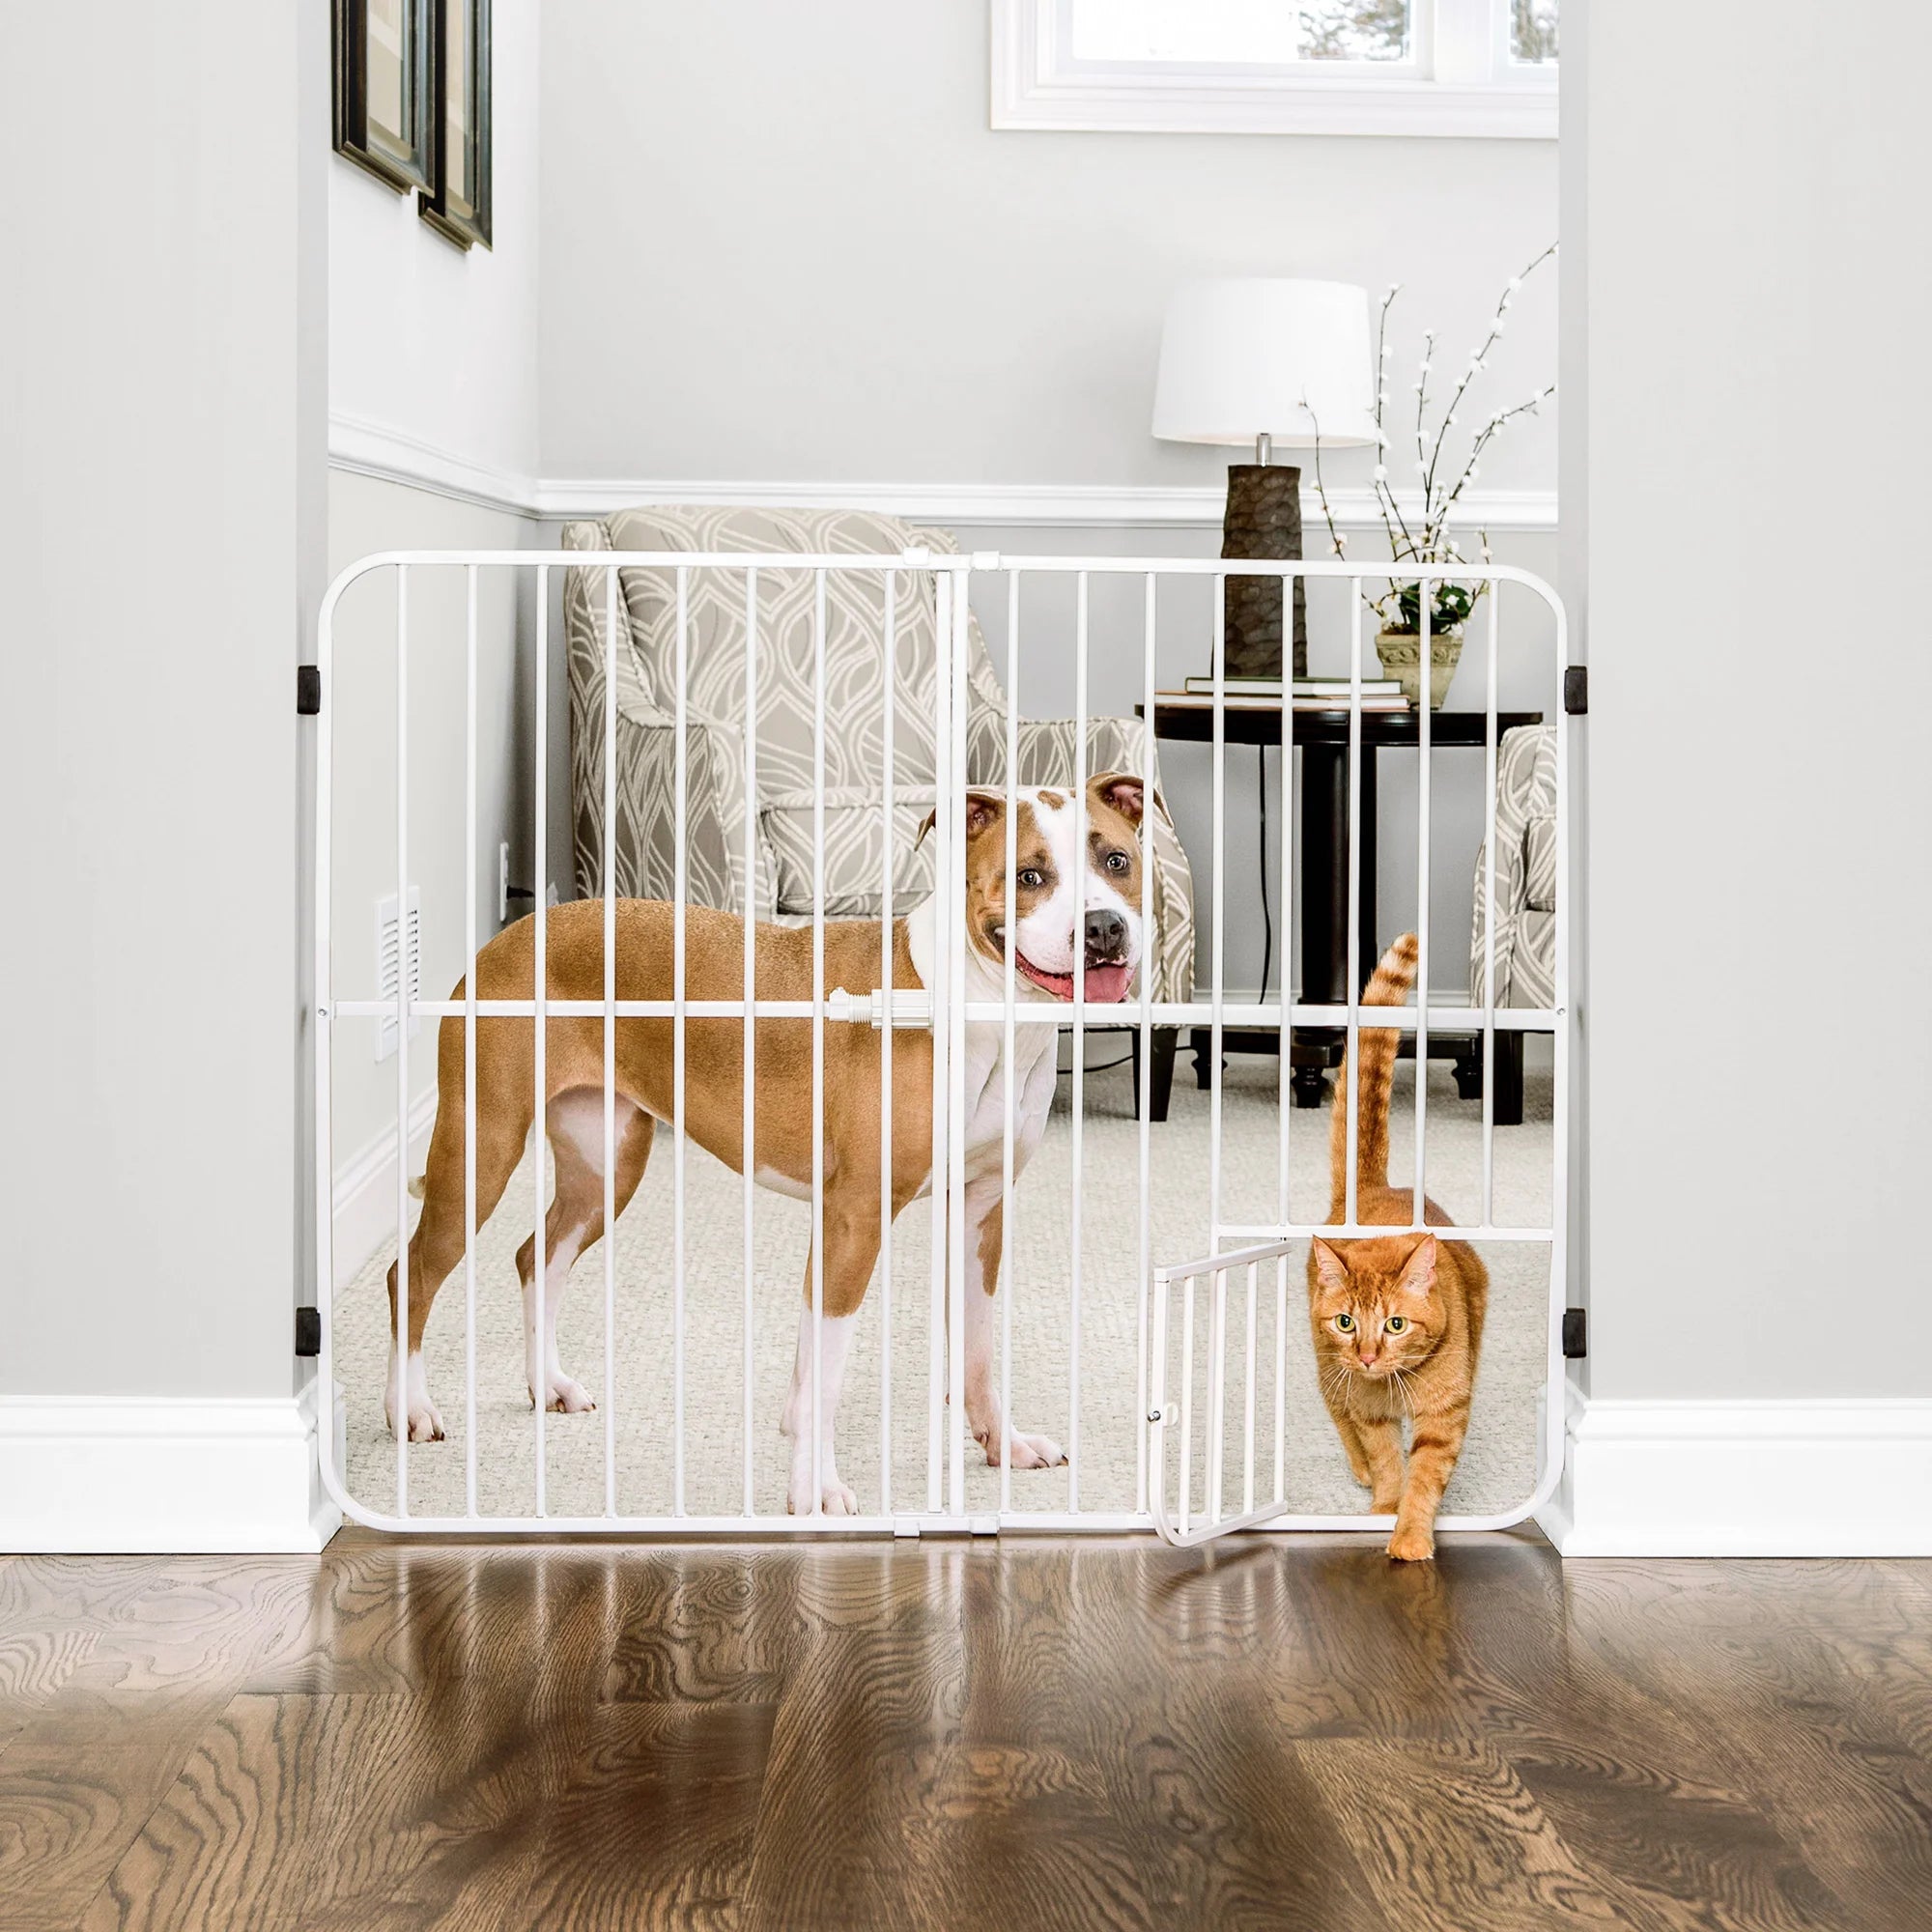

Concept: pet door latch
[[295, 1305, 322, 1357]]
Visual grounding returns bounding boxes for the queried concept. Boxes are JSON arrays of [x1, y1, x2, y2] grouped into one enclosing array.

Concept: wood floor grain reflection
[[1, 1533, 1926, 1929]]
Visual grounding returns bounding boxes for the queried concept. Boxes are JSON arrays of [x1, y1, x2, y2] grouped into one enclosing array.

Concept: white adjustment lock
[[825, 986, 936, 1030]]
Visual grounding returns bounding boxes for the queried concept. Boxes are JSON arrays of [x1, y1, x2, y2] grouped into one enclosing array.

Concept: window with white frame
[[991, 0, 1557, 140]]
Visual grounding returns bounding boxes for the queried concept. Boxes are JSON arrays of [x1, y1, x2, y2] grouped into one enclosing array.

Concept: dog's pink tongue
[[1081, 962, 1134, 1003]]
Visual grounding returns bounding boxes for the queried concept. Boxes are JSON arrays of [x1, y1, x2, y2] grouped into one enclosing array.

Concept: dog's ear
[[965, 790, 1004, 838], [915, 793, 1005, 848], [1090, 772, 1146, 828]]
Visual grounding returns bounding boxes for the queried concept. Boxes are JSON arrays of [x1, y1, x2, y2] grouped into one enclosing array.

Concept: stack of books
[[1169, 676, 1411, 713]]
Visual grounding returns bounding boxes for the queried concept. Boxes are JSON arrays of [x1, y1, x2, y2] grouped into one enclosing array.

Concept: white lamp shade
[[1151, 278, 1378, 449]]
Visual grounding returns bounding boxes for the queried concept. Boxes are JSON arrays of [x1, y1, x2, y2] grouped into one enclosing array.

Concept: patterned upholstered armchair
[[1464, 723, 1556, 1126], [561, 507, 1196, 1113]]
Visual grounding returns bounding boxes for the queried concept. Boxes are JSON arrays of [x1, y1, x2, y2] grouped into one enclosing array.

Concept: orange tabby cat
[[1308, 932, 1487, 1562]]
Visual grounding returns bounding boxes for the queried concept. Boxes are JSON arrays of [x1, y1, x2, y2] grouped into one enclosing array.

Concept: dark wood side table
[[1142, 701, 1544, 1114]]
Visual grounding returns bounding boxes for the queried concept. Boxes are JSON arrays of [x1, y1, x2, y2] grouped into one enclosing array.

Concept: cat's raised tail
[[1331, 931, 1420, 1206]]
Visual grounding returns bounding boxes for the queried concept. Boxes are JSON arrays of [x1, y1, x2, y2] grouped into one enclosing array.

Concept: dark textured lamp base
[[1221, 464, 1308, 681]]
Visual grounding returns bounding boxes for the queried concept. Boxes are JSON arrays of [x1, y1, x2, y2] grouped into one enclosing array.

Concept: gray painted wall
[[0, 2, 324, 1398], [1572, 0, 1932, 1402], [537, 1, 1557, 496]]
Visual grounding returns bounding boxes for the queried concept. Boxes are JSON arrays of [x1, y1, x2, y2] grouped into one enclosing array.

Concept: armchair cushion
[[563, 506, 1196, 1001], [1469, 724, 1557, 1010], [762, 785, 936, 919]]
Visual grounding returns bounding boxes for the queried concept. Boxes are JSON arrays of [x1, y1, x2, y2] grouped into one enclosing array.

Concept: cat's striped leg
[[1352, 1413, 1406, 1518], [1388, 1403, 1470, 1562], [1317, 1376, 1376, 1492]]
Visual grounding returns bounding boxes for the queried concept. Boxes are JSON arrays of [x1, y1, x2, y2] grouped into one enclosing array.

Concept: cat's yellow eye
[[1334, 1313, 1355, 1332], [1386, 1316, 1407, 1333]]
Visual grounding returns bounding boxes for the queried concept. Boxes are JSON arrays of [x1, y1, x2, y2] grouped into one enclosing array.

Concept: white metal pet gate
[[311, 549, 1568, 1540]]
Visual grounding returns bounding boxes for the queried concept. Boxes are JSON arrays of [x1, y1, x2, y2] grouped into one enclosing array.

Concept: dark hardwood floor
[[2, 1531, 1927, 1931]]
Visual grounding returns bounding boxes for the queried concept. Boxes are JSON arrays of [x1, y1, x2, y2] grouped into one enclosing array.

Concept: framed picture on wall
[[332, 0, 435, 193], [419, 0, 493, 249]]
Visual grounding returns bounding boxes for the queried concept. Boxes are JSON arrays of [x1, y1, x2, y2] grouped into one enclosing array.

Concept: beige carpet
[[332, 1050, 1557, 1527]]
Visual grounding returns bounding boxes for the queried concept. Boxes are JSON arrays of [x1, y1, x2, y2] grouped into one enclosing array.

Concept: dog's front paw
[[385, 1393, 445, 1443], [1386, 1523, 1435, 1562], [385, 1401, 443, 1443], [531, 1375, 596, 1415]]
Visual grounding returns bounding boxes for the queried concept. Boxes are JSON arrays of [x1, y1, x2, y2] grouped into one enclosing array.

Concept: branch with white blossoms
[[1434, 384, 1556, 535], [1420, 242, 1554, 538], [1313, 244, 1557, 634]]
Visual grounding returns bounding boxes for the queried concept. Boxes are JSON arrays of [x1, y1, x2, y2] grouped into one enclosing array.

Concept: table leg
[[1295, 740, 1378, 1105]]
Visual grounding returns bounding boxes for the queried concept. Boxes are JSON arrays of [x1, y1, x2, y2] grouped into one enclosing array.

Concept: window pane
[[1511, 0, 1559, 64], [1298, 2, 1410, 63], [1069, 0, 1301, 66]]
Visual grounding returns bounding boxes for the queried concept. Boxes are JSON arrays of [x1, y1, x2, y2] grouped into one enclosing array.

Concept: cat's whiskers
[[1391, 1368, 1417, 1418]]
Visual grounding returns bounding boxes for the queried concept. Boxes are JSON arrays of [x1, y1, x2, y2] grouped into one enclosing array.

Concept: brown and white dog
[[387, 773, 1148, 1514]]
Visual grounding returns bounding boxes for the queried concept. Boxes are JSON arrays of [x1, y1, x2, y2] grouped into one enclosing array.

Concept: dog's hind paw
[[787, 1476, 859, 1518], [1000, 1429, 1066, 1470]]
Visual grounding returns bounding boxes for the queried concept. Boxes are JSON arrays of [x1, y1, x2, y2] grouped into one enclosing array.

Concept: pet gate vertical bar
[[1344, 593, 1363, 1233], [1148, 1264, 1169, 1530], [603, 564, 617, 1516], [811, 568, 829, 1514], [673, 565, 690, 1516], [1242, 1259, 1257, 1515], [743, 569, 758, 1517], [948, 561, 971, 1520], [1179, 1270, 1195, 1537], [1135, 571, 1156, 1518], [464, 564, 479, 1519], [1414, 581, 1432, 1227], [879, 570, 896, 1517], [312, 589, 336, 1508], [1481, 588, 1498, 1228], [1209, 573, 1226, 1244], [533, 566, 549, 1518], [999, 568, 1021, 1520], [1549, 582, 1574, 1495], [1275, 568, 1294, 1502], [1208, 573, 1226, 1519], [1068, 570, 1088, 1511], [926, 568, 952, 1515], [1208, 1240, 1226, 1523], [393, 563, 410, 1518]]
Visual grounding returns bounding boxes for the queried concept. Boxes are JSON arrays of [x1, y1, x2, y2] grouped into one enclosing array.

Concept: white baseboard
[[331, 1089, 439, 1290], [1537, 1382, 1932, 1556], [0, 1380, 341, 1553]]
